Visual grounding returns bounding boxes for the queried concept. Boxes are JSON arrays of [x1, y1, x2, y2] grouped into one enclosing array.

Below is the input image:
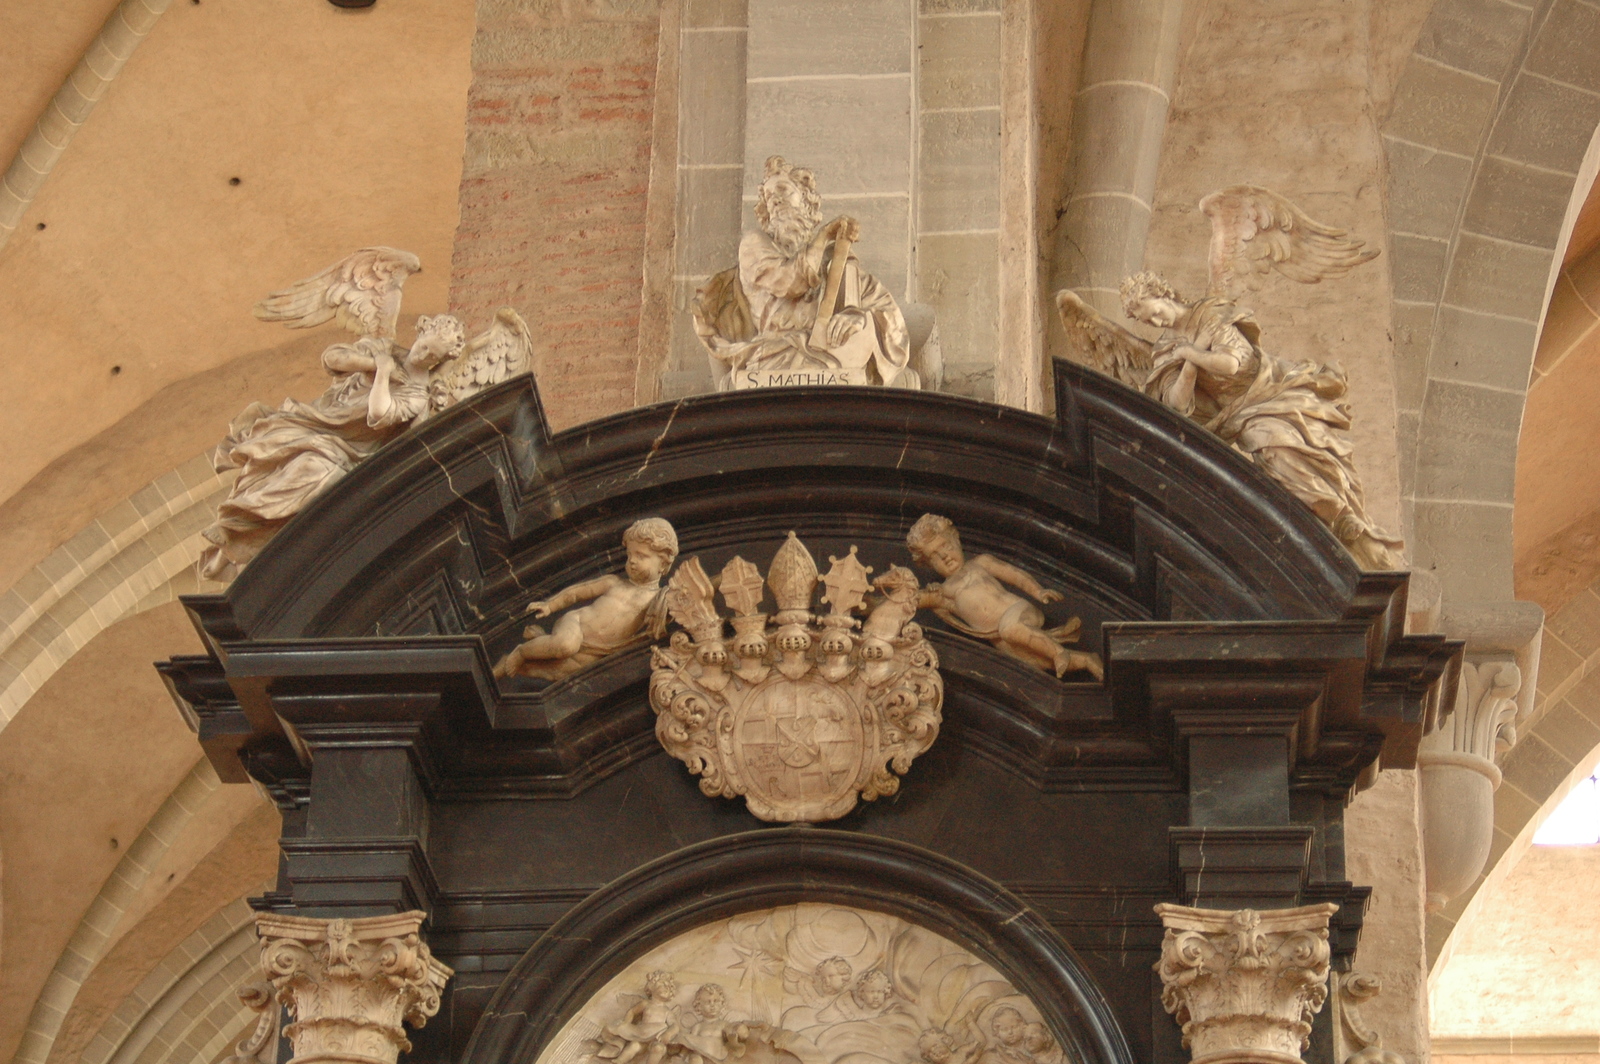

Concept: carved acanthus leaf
[[1154, 903, 1337, 1064], [250, 911, 452, 1064]]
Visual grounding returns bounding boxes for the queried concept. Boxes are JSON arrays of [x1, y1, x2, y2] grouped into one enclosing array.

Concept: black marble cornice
[[194, 361, 1382, 654]]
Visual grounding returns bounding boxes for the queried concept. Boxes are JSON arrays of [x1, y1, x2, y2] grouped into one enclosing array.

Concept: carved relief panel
[[534, 904, 1069, 1064]]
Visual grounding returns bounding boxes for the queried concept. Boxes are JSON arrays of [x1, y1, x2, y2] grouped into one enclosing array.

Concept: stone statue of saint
[[693, 156, 916, 390]]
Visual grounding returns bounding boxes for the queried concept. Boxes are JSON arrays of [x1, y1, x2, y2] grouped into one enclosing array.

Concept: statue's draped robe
[[199, 351, 431, 579], [1144, 298, 1403, 570], [695, 229, 911, 388]]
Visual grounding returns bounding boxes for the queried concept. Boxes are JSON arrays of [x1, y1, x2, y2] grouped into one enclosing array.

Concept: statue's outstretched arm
[[531, 574, 620, 616], [974, 555, 1060, 604]]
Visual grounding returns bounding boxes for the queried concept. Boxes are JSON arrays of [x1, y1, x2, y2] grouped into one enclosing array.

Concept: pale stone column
[[1049, 0, 1185, 320], [243, 911, 452, 1064], [1153, 902, 1337, 1064]]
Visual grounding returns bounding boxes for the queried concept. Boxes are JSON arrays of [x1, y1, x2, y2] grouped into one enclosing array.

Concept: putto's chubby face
[[922, 535, 964, 578], [1133, 296, 1183, 328], [625, 543, 669, 585], [817, 961, 852, 995], [855, 977, 890, 1009], [693, 989, 725, 1018], [992, 1011, 1025, 1046]]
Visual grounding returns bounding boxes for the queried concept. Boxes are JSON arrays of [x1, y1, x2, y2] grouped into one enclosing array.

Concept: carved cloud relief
[[535, 905, 1069, 1064]]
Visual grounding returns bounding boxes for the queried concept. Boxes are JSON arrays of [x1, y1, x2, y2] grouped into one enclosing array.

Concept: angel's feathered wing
[[1054, 290, 1155, 390], [1200, 185, 1378, 300], [433, 308, 535, 409], [253, 246, 422, 341]]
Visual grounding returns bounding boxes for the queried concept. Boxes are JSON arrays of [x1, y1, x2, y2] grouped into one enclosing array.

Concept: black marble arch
[[463, 830, 1135, 1064]]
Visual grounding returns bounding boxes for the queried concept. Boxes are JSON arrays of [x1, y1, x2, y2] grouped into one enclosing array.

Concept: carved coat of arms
[[649, 533, 943, 823]]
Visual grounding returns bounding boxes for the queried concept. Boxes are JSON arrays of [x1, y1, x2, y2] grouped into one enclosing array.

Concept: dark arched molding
[[199, 360, 1360, 648], [461, 829, 1136, 1064]]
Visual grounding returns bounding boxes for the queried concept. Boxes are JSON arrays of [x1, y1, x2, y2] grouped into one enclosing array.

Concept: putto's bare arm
[[973, 555, 1062, 604], [527, 574, 624, 617]]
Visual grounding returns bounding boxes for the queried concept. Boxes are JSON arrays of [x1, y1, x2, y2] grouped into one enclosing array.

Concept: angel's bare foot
[[1055, 650, 1103, 682], [493, 648, 522, 679]]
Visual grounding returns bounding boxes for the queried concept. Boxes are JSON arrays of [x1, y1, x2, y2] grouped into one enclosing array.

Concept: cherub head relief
[[645, 969, 678, 1001], [851, 968, 894, 1011], [692, 983, 727, 1021], [919, 1029, 958, 1064], [990, 1007, 1026, 1047], [623, 517, 680, 587], [1118, 270, 1186, 329], [755, 155, 823, 257], [815, 956, 853, 997]]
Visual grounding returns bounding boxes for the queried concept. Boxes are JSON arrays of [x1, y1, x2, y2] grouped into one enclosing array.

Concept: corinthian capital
[[251, 910, 452, 1064], [1154, 902, 1338, 1064]]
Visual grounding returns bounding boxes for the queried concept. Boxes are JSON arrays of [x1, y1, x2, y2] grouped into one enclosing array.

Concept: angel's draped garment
[[1143, 297, 1402, 567], [198, 346, 431, 579], [694, 228, 912, 387]]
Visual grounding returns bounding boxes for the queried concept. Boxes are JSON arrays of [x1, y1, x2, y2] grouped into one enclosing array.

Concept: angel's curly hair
[[624, 518, 679, 565], [1119, 271, 1183, 318], [906, 514, 959, 564], [693, 983, 728, 1017], [754, 156, 822, 230], [644, 970, 678, 998]]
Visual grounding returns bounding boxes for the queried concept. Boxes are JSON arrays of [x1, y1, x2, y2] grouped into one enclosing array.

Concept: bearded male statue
[[693, 156, 917, 390]]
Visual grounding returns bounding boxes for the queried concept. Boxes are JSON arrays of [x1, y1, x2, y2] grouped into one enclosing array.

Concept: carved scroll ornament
[[650, 533, 942, 823], [245, 911, 452, 1064], [1154, 903, 1337, 1064]]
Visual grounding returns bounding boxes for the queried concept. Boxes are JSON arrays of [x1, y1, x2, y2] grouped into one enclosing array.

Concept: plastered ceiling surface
[[0, 0, 476, 522]]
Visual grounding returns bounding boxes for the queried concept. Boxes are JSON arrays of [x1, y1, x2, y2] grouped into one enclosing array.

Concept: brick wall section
[[450, 0, 662, 430]]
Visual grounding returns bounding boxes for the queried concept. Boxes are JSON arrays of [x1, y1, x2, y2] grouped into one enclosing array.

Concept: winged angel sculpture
[[198, 247, 534, 581], [1055, 186, 1404, 570]]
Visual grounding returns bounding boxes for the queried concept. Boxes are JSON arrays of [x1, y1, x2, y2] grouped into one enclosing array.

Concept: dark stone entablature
[[156, 362, 1461, 1064]]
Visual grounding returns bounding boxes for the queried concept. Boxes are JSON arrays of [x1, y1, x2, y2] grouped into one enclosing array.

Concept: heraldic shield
[[649, 532, 944, 822]]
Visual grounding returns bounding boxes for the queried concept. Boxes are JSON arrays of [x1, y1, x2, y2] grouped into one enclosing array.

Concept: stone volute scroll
[[1054, 185, 1403, 572], [1153, 903, 1338, 1064], [200, 247, 534, 582], [649, 532, 943, 822], [239, 910, 452, 1064], [693, 156, 919, 391]]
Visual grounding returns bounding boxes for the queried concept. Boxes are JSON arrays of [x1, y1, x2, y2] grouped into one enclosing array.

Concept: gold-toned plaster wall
[[0, 604, 276, 1064], [0, 0, 476, 568]]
